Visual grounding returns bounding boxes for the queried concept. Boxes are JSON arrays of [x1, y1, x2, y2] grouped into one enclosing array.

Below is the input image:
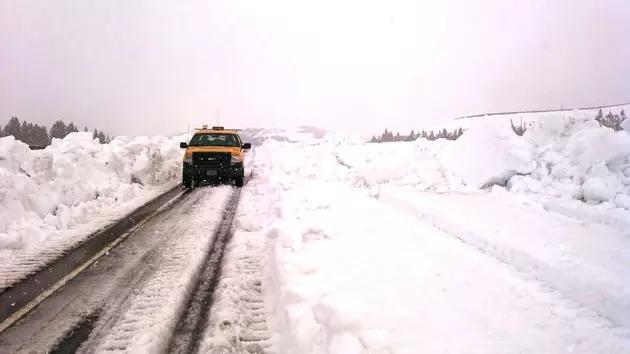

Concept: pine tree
[[30, 124, 48, 146], [4, 116, 21, 139], [41, 125, 50, 145], [595, 109, 604, 123], [50, 120, 68, 140], [380, 129, 390, 142], [84, 127, 89, 132], [67, 122, 78, 135], [97, 131, 106, 144], [456, 127, 464, 139], [26, 122, 35, 144], [18, 121, 30, 142], [93, 129, 99, 140]]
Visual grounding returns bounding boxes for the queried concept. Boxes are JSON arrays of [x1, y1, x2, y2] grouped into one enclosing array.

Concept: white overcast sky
[[1, 0, 629, 137]]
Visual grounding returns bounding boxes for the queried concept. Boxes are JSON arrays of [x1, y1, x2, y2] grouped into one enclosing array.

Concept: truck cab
[[180, 125, 251, 188]]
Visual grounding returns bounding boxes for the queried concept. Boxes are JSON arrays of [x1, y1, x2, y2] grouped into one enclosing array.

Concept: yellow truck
[[179, 125, 251, 188]]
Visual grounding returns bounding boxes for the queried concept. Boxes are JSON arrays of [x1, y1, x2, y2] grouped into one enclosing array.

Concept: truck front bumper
[[183, 162, 244, 181]]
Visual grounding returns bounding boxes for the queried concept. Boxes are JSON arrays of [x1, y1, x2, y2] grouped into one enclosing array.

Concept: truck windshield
[[188, 133, 240, 147]]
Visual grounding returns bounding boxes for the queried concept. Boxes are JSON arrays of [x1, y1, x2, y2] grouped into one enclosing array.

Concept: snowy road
[[0, 183, 271, 354]]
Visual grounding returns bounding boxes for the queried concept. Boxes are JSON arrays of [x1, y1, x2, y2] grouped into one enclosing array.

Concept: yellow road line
[[0, 189, 187, 334]]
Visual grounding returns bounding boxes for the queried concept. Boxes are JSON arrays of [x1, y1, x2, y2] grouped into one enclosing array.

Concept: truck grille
[[192, 152, 231, 167]]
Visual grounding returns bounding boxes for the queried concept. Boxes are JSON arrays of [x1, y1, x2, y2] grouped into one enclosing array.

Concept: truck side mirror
[[180, 142, 188, 149], [242, 143, 252, 149]]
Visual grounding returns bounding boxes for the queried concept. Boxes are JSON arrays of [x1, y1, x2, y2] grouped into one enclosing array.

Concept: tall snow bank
[[253, 115, 630, 213], [438, 117, 535, 188], [0, 132, 185, 250], [506, 112, 630, 210]]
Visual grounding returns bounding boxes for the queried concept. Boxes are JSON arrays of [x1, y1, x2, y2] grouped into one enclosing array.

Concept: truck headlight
[[231, 155, 242, 164], [183, 155, 193, 164]]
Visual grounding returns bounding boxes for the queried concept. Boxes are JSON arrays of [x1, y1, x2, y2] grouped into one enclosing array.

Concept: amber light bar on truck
[[193, 125, 242, 132]]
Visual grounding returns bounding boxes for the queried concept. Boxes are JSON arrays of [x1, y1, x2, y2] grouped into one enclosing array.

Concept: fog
[[1, 0, 629, 137]]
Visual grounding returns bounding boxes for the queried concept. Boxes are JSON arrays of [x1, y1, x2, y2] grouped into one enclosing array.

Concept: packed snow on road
[[1, 109, 630, 353]]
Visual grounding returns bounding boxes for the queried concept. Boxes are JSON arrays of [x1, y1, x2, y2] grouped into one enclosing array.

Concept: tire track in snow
[[75, 186, 235, 354], [167, 188, 242, 354], [195, 170, 274, 354], [197, 233, 273, 354]]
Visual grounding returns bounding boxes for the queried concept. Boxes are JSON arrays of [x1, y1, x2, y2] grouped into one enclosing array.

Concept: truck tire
[[234, 176, 244, 188], [183, 177, 192, 189]]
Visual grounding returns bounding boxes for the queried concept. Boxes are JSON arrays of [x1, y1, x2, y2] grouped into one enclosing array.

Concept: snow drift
[[269, 110, 630, 217], [0, 132, 185, 251]]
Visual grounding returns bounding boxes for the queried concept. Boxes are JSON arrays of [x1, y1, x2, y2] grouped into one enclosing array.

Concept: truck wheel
[[234, 176, 244, 188], [183, 177, 192, 189]]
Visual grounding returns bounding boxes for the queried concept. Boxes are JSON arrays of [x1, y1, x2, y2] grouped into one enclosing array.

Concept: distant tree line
[[370, 127, 465, 143], [370, 109, 627, 143], [595, 109, 626, 131], [0, 116, 112, 147]]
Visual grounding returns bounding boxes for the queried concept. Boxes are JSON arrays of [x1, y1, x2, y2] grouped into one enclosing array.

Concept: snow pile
[[505, 112, 630, 213], [239, 126, 331, 146], [333, 112, 630, 213], [0, 132, 185, 251], [253, 135, 454, 193], [249, 113, 630, 228], [438, 118, 535, 188]]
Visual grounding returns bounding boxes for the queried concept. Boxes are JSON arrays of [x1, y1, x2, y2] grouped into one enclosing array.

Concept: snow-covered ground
[[0, 132, 185, 290], [240, 108, 630, 353]]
